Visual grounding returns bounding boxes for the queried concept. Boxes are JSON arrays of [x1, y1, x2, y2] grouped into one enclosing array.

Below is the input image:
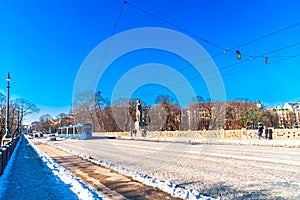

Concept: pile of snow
[[48, 141, 219, 200], [26, 137, 105, 200]]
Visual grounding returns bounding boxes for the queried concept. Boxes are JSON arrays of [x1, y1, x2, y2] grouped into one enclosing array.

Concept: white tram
[[58, 123, 92, 139]]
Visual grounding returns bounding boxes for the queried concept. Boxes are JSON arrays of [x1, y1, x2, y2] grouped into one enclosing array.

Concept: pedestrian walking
[[257, 123, 264, 139]]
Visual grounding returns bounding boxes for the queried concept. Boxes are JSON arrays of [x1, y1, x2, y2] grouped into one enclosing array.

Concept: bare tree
[[72, 90, 97, 129], [153, 95, 181, 131], [110, 99, 134, 132], [0, 96, 39, 137], [264, 109, 279, 128], [95, 91, 110, 110], [15, 98, 40, 123], [0, 93, 6, 136], [57, 113, 73, 126], [12, 98, 39, 135], [38, 114, 53, 133]]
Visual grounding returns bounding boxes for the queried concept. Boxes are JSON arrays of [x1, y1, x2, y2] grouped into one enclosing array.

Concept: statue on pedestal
[[136, 99, 143, 126], [133, 99, 146, 137]]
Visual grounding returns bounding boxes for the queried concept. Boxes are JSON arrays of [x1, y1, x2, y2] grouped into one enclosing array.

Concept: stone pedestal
[[134, 121, 146, 137], [135, 121, 142, 137]]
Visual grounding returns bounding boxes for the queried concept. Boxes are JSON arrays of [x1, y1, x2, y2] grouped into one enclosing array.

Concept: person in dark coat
[[258, 123, 264, 139]]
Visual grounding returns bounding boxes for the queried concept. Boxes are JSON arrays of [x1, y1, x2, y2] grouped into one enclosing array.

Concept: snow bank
[[26, 137, 106, 200], [48, 142, 219, 200]]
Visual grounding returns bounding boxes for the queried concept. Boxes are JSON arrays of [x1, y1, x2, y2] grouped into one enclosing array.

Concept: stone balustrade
[[93, 128, 300, 140]]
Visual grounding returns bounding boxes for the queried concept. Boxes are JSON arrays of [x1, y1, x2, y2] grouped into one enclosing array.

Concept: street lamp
[[4, 72, 12, 138]]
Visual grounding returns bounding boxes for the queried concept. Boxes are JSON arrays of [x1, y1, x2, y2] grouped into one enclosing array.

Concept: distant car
[[47, 134, 56, 141], [33, 132, 43, 138]]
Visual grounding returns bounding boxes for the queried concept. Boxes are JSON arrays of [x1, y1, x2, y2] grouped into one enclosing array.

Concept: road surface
[[48, 137, 300, 199]]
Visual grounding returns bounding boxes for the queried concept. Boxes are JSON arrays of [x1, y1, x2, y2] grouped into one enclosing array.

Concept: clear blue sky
[[0, 0, 300, 123]]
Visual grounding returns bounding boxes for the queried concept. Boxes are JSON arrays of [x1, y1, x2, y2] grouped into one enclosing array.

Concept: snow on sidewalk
[[0, 136, 103, 200]]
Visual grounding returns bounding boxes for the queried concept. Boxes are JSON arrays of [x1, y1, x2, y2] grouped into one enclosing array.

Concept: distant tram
[[58, 123, 92, 139]]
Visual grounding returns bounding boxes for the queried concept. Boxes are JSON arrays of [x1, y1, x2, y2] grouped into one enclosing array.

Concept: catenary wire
[[99, 1, 300, 101], [122, 1, 300, 84], [133, 43, 300, 98]]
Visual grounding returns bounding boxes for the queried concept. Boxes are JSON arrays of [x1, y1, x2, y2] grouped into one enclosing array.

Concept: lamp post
[[5, 72, 12, 138], [17, 107, 20, 136]]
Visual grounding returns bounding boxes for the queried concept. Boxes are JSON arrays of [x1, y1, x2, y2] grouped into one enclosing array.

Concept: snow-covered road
[[50, 138, 300, 200]]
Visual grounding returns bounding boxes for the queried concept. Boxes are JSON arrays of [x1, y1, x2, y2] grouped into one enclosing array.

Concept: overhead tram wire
[[111, 2, 127, 36], [223, 54, 299, 77], [122, 1, 300, 83], [135, 40, 300, 98], [105, 0, 224, 99], [113, 41, 300, 99], [215, 41, 300, 72], [95, 1, 126, 82], [191, 42, 300, 80], [137, 55, 299, 98], [124, 0, 300, 55], [108, 53, 300, 103], [227, 41, 300, 60], [230, 21, 300, 51], [147, 21, 300, 83], [122, 0, 226, 86], [151, 21, 300, 82], [124, 1, 225, 51], [103, 2, 300, 100], [257, 42, 300, 57], [134, 42, 300, 98]]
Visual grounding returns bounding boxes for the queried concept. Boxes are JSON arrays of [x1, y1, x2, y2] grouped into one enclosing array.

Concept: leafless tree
[[0, 96, 39, 137], [37, 114, 53, 133], [12, 98, 39, 135], [153, 95, 181, 131], [0, 93, 6, 136], [110, 99, 134, 132], [72, 90, 98, 130]]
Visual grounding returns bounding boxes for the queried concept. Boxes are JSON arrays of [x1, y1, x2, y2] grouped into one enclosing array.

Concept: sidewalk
[[0, 136, 93, 200]]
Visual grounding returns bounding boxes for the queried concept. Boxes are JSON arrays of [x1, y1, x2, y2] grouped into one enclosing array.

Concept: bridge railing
[[0, 136, 20, 175]]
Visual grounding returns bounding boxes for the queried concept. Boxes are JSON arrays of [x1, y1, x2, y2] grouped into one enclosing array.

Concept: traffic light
[[236, 50, 241, 59], [265, 56, 269, 64]]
